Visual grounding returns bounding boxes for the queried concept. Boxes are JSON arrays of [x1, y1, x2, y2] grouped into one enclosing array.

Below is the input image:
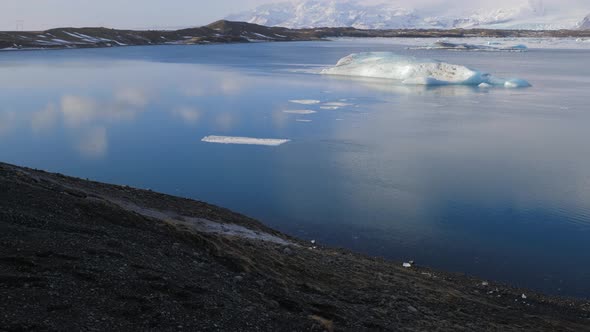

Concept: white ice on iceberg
[[321, 52, 531, 88], [202, 135, 290, 146]]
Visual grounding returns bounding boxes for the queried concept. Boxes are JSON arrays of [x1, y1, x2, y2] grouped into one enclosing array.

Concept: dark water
[[1, 40, 589, 298]]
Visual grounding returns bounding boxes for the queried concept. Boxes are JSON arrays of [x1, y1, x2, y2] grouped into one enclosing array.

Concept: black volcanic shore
[[1, 161, 589, 331], [2, 20, 590, 52]]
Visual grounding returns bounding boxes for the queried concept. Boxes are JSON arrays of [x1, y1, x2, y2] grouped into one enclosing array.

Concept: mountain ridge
[[228, 0, 588, 30], [2, 20, 590, 52]]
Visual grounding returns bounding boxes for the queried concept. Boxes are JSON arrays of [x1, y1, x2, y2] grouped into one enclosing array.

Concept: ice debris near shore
[[412, 41, 528, 52], [202, 135, 290, 146], [321, 52, 531, 88]]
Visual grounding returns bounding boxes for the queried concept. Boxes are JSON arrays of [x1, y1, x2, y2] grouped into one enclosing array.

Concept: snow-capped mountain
[[227, 0, 587, 30], [579, 14, 590, 29]]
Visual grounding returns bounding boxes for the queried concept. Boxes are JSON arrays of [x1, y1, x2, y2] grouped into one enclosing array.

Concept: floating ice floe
[[411, 41, 528, 52], [296, 119, 312, 122], [289, 99, 321, 105], [323, 102, 354, 107], [320, 106, 340, 110], [321, 52, 531, 88], [202, 135, 290, 146], [283, 110, 317, 114]]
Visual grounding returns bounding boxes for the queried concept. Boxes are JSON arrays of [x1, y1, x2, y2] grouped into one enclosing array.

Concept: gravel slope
[[1, 162, 589, 331]]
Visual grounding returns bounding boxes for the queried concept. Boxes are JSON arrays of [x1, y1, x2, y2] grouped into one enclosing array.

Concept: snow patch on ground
[[115, 201, 295, 246], [202, 135, 291, 146]]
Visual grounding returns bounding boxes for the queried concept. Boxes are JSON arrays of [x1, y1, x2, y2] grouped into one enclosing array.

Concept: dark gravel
[[1, 161, 589, 331]]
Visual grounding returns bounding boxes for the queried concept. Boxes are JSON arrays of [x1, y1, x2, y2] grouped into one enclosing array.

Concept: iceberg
[[201, 135, 290, 146], [321, 52, 531, 88]]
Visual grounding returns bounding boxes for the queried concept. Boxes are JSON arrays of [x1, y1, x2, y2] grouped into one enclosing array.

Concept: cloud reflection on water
[[0, 111, 17, 136], [76, 126, 108, 159]]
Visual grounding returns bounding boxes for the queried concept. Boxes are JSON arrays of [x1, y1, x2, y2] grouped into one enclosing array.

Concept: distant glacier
[[228, 0, 590, 30]]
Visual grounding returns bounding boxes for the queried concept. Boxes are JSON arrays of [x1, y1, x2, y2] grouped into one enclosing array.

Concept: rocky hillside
[[1, 161, 590, 331], [0, 21, 321, 51], [2, 20, 590, 51]]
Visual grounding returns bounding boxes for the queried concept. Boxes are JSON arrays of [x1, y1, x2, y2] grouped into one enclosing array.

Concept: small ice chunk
[[403, 262, 412, 268], [323, 102, 353, 107], [482, 281, 489, 286], [283, 110, 317, 114], [289, 99, 321, 105], [478, 83, 492, 88], [320, 106, 339, 110], [521, 294, 527, 299], [504, 79, 532, 88], [202, 135, 290, 146], [296, 119, 312, 122]]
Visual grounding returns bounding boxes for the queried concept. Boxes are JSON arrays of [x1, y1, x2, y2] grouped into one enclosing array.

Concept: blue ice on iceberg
[[321, 52, 531, 88]]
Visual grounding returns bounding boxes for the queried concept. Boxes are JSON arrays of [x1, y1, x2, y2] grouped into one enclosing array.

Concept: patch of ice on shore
[[113, 200, 295, 246], [283, 110, 317, 114], [202, 135, 290, 146], [289, 99, 321, 105], [321, 52, 531, 88]]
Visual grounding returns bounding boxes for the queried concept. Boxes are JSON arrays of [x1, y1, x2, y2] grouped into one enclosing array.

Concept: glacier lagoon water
[[1, 40, 590, 298]]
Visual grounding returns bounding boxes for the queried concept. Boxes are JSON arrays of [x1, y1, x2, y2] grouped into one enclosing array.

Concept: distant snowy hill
[[227, 0, 588, 30], [579, 15, 590, 29]]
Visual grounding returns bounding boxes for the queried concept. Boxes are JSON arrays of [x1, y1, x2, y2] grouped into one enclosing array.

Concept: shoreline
[[1, 160, 589, 330], [2, 20, 590, 53]]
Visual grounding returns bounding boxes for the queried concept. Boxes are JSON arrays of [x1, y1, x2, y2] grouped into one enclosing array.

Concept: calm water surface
[[1, 40, 589, 298]]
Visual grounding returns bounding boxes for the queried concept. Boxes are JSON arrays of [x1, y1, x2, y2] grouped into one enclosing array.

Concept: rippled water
[[1, 40, 589, 298]]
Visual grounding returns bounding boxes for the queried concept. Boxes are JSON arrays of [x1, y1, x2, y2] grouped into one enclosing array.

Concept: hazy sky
[[2, 0, 588, 31]]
